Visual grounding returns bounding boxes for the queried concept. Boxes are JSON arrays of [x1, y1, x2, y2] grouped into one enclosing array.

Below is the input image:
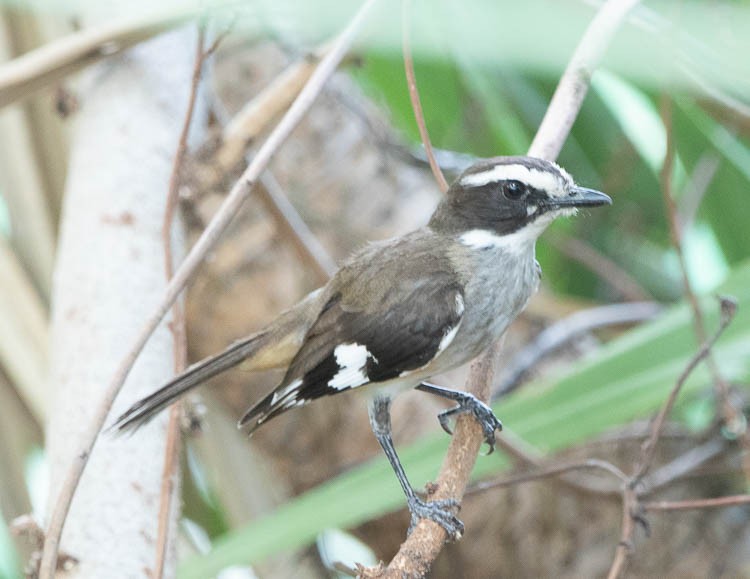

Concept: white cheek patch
[[460, 162, 572, 199], [328, 343, 378, 391], [526, 205, 537, 216]]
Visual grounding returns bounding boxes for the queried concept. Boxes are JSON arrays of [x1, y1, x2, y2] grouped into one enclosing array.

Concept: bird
[[113, 155, 611, 539]]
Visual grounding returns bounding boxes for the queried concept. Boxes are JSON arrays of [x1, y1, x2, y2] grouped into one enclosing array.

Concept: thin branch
[[631, 296, 737, 483], [153, 25, 211, 579], [258, 174, 337, 284], [376, 1, 642, 575], [606, 487, 638, 579], [0, 10, 192, 108], [402, 0, 448, 193], [469, 458, 628, 495], [658, 96, 750, 480], [210, 84, 337, 284], [377, 341, 501, 578], [38, 2, 379, 576], [216, 40, 335, 170], [643, 494, 750, 512], [639, 436, 727, 494]]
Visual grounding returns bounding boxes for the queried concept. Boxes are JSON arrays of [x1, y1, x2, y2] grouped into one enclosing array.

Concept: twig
[[631, 296, 737, 483], [37, 2, 379, 577], [376, 1, 642, 575], [607, 487, 638, 579], [643, 494, 750, 511], [495, 301, 661, 398], [402, 0, 448, 193], [469, 458, 628, 495], [216, 40, 335, 170], [258, 174, 337, 284], [639, 437, 727, 494], [377, 341, 501, 578], [210, 85, 337, 284], [0, 10, 192, 108], [153, 25, 211, 579], [604, 297, 737, 578], [551, 233, 653, 302], [658, 96, 749, 480]]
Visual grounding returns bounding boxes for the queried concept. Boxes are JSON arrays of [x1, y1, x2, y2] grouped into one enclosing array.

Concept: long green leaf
[[179, 260, 750, 579]]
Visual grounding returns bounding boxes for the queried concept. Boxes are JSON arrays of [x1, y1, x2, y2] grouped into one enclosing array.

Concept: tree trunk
[[45, 26, 204, 577]]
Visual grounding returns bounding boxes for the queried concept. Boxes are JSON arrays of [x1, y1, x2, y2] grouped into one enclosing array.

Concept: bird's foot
[[437, 393, 503, 453], [406, 495, 464, 541]]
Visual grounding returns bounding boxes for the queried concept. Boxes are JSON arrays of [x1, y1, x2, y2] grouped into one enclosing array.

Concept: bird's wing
[[239, 270, 465, 431]]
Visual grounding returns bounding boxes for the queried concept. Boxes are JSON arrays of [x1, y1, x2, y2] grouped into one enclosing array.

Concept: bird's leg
[[368, 395, 464, 540], [416, 382, 503, 453]]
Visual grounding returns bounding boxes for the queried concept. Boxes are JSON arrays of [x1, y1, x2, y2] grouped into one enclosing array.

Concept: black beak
[[548, 186, 612, 208]]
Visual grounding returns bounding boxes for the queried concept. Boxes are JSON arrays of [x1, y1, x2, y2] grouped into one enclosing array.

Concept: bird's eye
[[503, 180, 526, 200]]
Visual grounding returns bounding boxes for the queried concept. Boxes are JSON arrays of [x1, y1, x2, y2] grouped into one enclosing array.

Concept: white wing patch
[[328, 343, 378, 391], [460, 162, 572, 198]]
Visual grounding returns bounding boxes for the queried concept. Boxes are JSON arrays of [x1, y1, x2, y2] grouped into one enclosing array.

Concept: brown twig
[[658, 96, 750, 480], [376, 341, 501, 578], [469, 458, 628, 495], [639, 437, 727, 494], [604, 297, 737, 578], [153, 24, 215, 579], [37, 2, 379, 576], [643, 494, 750, 511], [631, 297, 737, 484], [216, 40, 335, 170], [607, 487, 638, 579], [257, 173, 337, 284], [374, 1, 642, 575], [0, 9, 193, 108], [401, 0, 448, 193]]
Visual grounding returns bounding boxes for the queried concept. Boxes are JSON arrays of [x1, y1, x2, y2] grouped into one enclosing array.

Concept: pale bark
[[45, 26, 204, 577]]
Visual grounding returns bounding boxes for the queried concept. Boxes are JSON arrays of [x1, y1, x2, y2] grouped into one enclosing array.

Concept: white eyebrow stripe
[[460, 164, 567, 197]]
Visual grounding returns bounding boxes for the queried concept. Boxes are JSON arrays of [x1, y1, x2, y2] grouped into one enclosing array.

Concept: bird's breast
[[441, 245, 540, 368]]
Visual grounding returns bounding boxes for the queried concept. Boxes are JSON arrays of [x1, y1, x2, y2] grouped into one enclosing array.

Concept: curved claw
[[437, 412, 454, 436], [407, 496, 464, 541], [436, 396, 502, 453]]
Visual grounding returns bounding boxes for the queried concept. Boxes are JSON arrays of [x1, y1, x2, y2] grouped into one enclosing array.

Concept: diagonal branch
[[38, 1, 379, 576], [0, 10, 193, 108]]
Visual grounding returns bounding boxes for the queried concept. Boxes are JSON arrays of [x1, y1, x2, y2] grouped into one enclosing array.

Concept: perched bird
[[114, 155, 611, 538]]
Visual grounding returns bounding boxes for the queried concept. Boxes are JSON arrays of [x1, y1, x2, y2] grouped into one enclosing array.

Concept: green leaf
[[180, 261, 750, 579], [673, 101, 750, 265]]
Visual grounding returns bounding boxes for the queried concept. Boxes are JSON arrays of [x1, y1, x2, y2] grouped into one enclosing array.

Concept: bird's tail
[[112, 288, 325, 433], [113, 331, 267, 432]]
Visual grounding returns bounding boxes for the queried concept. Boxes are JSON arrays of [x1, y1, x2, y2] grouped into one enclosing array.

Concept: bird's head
[[428, 156, 611, 247]]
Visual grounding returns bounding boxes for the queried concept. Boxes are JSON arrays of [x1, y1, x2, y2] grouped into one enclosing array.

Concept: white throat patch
[[459, 226, 544, 254]]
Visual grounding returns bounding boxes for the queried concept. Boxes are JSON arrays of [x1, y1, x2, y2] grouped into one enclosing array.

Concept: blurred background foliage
[[1, 0, 750, 577]]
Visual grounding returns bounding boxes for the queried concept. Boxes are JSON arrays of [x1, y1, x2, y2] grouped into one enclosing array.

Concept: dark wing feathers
[[241, 263, 464, 432]]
